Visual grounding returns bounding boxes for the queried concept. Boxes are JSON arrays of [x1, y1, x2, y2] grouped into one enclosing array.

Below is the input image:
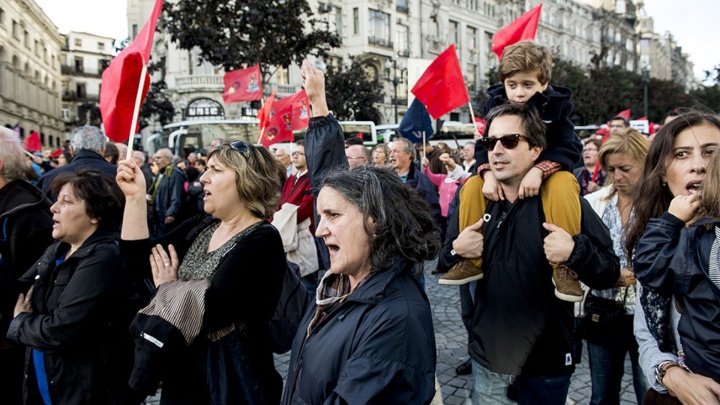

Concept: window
[[24, 30, 29, 48], [368, 10, 391, 47], [353, 8, 359, 35], [74, 56, 84, 73], [467, 63, 477, 91], [396, 0, 409, 13], [396, 25, 409, 56], [466, 26, 477, 52], [0, 7, 5, 25], [12, 20, 18, 38], [76, 83, 86, 98], [98, 42, 105, 51], [132, 24, 138, 40], [74, 38, 82, 47], [275, 66, 289, 85], [449, 20, 459, 47], [34, 40, 39, 56]]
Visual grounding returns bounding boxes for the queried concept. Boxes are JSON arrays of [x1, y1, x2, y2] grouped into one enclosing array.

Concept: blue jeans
[[471, 359, 571, 405], [587, 340, 648, 405]]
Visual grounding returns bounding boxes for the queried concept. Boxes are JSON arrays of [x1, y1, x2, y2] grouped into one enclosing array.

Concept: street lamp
[[385, 56, 406, 124], [178, 96, 188, 121], [640, 56, 651, 119]]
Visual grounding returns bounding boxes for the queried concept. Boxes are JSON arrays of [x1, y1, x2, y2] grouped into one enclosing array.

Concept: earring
[[662, 182, 667, 187]]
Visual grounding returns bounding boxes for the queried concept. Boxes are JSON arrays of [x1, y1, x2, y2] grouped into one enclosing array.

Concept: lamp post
[[178, 96, 188, 121], [641, 56, 651, 119], [385, 56, 406, 124]]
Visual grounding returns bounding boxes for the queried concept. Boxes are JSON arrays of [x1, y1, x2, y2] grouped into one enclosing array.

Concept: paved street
[[145, 265, 640, 404]]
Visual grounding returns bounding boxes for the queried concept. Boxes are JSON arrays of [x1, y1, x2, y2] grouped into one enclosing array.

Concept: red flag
[[411, 44, 469, 119], [258, 89, 277, 131], [260, 90, 310, 148], [100, 0, 163, 142], [615, 109, 631, 120], [222, 65, 263, 103], [492, 4, 542, 59], [474, 117, 486, 135], [50, 147, 63, 158], [23, 131, 42, 152]]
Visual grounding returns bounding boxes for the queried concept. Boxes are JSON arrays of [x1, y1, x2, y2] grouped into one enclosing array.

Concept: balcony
[[368, 36, 394, 49], [396, 5, 409, 13], [398, 48, 410, 57], [61, 65, 102, 77], [274, 84, 302, 97], [175, 75, 224, 91]]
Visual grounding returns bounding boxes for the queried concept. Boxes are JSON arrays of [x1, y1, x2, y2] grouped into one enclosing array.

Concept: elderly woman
[[626, 110, 720, 404], [6, 169, 131, 404], [117, 141, 287, 404], [281, 166, 439, 404], [370, 143, 392, 168], [583, 128, 650, 405]]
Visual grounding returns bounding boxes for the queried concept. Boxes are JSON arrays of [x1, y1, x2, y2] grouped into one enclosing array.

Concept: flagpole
[[468, 101, 482, 139], [422, 131, 426, 160], [125, 64, 147, 160]]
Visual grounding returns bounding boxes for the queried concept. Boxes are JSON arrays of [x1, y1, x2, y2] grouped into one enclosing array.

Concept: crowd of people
[[0, 40, 719, 405]]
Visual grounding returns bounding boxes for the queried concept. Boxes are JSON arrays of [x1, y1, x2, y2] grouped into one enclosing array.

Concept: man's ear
[[69, 145, 76, 156], [531, 145, 544, 162]]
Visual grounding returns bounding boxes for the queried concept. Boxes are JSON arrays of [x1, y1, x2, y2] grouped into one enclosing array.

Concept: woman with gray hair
[[282, 165, 440, 404]]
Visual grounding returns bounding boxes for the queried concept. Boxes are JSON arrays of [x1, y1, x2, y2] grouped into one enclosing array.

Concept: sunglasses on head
[[229, 140, 251, 154], [478, 134, 527, 150]]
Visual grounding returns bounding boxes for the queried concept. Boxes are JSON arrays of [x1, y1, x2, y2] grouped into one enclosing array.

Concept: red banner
[[222, 65, 263, 103], [260, 90, 310, 148], [491, 4, 542, 60], [411, 44, 469, 119]]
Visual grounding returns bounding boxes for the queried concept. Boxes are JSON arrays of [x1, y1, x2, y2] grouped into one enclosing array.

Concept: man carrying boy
[[439, 41, 584, 302], [445, 103, 618, 403]]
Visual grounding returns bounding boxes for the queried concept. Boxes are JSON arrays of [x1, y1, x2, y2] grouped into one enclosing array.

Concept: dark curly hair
[[50, 169, 125, 232], [318, 166, 440, 271]]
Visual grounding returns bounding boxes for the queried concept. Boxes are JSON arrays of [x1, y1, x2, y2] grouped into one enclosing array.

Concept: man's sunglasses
[[478, 134, 527, 150]]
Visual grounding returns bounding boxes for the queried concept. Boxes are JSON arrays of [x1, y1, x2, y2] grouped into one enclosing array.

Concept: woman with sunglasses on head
[[626, 110, 720, 404], [116, 142, 287, 404]]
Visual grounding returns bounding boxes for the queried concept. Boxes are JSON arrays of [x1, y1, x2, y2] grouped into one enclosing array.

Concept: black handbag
[[582, 288, 630, 347]]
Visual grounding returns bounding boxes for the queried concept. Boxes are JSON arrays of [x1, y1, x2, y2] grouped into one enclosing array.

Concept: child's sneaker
[[439, 260, 484, 286], [552, 264, 583, 302]]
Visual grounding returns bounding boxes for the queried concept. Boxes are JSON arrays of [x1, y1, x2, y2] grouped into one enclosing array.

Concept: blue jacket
[[154, 166, 187, 220], [474, 84, 582, 171], [634, 213, 720, 383], [282, 259, 436, 404]]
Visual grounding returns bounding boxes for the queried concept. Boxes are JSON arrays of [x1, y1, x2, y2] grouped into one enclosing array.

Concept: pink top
[[422, 166, 459, 217]]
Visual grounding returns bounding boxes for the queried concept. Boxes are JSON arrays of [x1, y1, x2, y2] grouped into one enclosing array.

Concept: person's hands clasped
[[668, 193, 700, 223], [14, 286, 34, 317], [149, 244, 179, 287], [452, 219, 484, 259], [116, 159, 147, 200], [542, 222, 575, 264], [519, 167, 543, 199]]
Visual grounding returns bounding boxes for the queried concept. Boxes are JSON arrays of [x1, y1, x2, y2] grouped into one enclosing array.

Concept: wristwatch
[[655, 361, 679, 388]]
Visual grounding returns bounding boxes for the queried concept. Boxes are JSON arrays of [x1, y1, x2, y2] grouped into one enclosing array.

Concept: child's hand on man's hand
[[482, 171, 504, 201]]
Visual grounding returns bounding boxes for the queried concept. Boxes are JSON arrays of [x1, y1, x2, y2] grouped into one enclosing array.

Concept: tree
[[140, 80, 176, 130], [323, 57, 382, 122], [163, 0, 340, 85], [78, 103, 102, 127]]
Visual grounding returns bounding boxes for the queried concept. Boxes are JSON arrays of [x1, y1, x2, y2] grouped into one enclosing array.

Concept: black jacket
[[282, 259, 436, 404], [0, 180, 54, 338], [446, 194, 618, 376], [36, 150, 118, 201], [634, 213, 720, 383], [6, 231, 135, 405], [474, 84, 582, 171]]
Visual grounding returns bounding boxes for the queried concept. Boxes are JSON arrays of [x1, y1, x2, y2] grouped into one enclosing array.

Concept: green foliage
[[323, 57, 382, 122], [78, 103, 102, 127], [163, 0, 340, 85], [140, 80, 176, 129]]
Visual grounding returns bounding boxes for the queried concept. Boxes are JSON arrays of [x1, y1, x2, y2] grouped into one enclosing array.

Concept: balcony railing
[[396, 5, 409, 13], [368, 36, 394, 49], [176, 75, 224, 88]]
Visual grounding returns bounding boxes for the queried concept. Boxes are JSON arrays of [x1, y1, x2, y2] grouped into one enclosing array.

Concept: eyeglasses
[[291, 151, 305, 156], [478, 134, 527, 150], [346, 156, 367, 161], [230, 140, 251, 155]]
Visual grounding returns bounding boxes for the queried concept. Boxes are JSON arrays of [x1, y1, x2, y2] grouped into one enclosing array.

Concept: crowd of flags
[[25, 1, 643, 156]]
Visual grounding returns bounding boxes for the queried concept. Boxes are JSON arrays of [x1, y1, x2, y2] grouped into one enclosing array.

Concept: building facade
[[0, 0, 63, 149], [60, 31, 115, 133]]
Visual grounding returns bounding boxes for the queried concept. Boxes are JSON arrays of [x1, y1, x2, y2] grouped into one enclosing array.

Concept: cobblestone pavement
[[145, 265, 640, 404]]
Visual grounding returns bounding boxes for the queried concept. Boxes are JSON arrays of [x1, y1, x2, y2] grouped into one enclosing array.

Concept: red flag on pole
[[615, 109, 631, 120], [491, 4, 542, 60], [474, 117, 486, 135], [100, 0, 163, 143], [50, 147, 63, 158], [411, 44, 469, 119], [258, 89, 276, 131], [23, 131, 41, 152], [222, 65, 263, 103], [259, 90, 310, 148]]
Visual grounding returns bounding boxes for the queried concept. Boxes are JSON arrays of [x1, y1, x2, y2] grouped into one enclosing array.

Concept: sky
[[34, 0, 719, 82]]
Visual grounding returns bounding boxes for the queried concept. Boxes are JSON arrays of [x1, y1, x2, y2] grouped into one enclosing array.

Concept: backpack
[[186, 214, 308, 354]]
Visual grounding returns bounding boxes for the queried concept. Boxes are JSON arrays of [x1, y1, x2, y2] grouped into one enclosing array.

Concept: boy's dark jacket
[[474, 84, 581, 171]]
